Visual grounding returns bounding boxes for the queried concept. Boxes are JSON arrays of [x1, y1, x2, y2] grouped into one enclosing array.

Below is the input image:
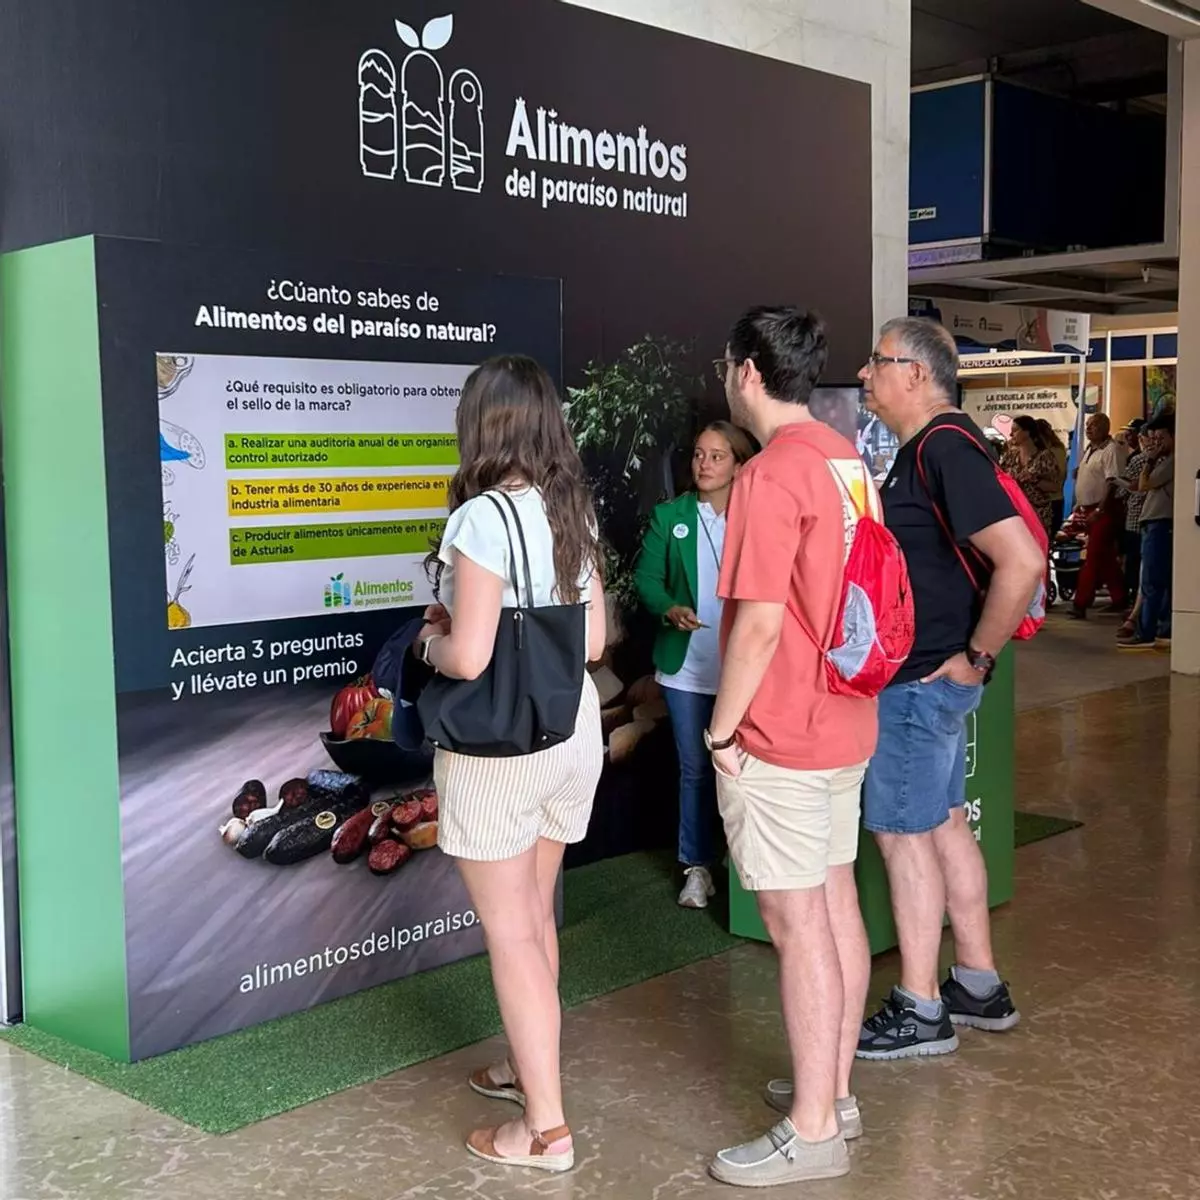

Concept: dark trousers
[[1051, 499, 1065, 535], [1121, 528, 1142, 608], [1136, 521, 1174, 643], [1075, 508, 1127, 611]]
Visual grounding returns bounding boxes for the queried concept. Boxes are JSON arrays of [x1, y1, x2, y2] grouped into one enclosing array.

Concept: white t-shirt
[[1075, 439, 1128, 507], [656, 501, 725, 697], [436, 487, 594, 613]]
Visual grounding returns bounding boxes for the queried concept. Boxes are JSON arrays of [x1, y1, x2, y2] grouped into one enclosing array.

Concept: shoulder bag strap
[[770, 439, 873, 656], [914, 424, 987, 595], [483, 493, 525, 606], [496, 491, 537, 610]]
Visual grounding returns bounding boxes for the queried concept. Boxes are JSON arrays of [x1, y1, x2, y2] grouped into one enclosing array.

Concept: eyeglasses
[[864, 352, 920, 371]]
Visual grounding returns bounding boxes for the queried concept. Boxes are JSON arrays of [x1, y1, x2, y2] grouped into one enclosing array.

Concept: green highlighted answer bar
[[230, 517, 447, 564], [225, 433, 459, 469]]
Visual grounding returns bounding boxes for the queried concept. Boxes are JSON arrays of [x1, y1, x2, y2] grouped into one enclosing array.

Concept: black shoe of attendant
[[940, 974, 1021, 1032], [856, 989, 958, 1061], [1067, 607, 1086, 620]]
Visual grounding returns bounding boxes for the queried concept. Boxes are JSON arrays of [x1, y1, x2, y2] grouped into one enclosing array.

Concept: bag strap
[[483, 493, 526, 607], [914, 424, 989, 596], [771, 437, 875, 656], [497, 491, 537, 608], [487, 491, 537, 610]]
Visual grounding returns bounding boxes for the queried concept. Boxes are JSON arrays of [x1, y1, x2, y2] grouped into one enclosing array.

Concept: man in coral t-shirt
[[704, 307, 877, 1190]]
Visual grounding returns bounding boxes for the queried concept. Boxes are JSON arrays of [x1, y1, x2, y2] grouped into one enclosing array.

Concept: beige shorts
[[716, 754, 868, 891], [434, 675, 603, 861]]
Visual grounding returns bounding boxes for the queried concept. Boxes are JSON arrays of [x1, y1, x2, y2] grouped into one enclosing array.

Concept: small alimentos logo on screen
[[325, 575, 417, 611]]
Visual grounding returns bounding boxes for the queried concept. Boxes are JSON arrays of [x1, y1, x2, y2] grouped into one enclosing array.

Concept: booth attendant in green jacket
[[634, 421, 756, 908]]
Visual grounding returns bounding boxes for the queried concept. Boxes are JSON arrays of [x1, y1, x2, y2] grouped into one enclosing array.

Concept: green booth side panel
[[730, 650, 1016, 953], [0, 237, 130, 1059]]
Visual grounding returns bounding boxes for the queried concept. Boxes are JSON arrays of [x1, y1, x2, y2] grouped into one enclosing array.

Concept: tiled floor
[[2, 623, 1197, 1198]]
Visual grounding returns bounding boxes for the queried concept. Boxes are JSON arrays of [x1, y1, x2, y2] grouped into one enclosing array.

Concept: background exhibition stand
[[730, 651, 1016, 951]]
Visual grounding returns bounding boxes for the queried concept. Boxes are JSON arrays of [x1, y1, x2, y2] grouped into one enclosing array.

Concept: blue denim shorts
[[863, 678, 983, 835]]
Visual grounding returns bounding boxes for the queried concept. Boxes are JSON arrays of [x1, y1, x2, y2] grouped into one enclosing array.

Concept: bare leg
[[933, 806, 995, 972], [456, 849, 571, 1155], [758, 887, 841, 1143], [535, 837, 566, 986], [875, 831, 945, 1001], [475, 839, 565, 1093], [824, 863, 869, 1098]]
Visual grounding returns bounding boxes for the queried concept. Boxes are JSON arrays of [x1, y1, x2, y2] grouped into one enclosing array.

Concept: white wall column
[[1173, 38, 1200, 673]]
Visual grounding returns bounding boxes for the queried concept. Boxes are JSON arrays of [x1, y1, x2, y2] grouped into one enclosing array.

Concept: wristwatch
[[966, 646, 996, 681], [418, 633, 443, 666], [704, 729, 737, 753]]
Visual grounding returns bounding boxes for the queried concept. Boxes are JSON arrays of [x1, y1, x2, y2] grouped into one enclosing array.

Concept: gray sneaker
[[763, 1081, 862, 1139], [709, 1119, 849, 1188], [678, 866, 715, 909]]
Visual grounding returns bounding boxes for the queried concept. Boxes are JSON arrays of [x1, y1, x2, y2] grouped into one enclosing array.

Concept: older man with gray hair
[[851, 317, 1044, 1060]]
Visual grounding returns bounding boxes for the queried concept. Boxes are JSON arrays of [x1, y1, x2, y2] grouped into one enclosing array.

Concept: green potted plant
[[565, 334, 698, 613], [565, 336, 700, 762]]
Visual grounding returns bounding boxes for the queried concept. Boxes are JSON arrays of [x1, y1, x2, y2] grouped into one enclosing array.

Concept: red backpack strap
[[914, 424, 990, 596], [776, 437, 875, 652]]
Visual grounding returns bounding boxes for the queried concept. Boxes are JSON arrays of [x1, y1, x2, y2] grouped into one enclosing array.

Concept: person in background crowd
[[1114, 421, 1149, 637], [706, 308, 877, 1188], [1068, 413, 1129, 619], [1119, 413, 1175, 651], [1000, 416, 1059, 537], [634, 421, 756, 909], [1119, 419, 1145, 457], [854, 318, 1044, 1061], [1036, 418, 1068, 533], [418, 356, 607, 1175]]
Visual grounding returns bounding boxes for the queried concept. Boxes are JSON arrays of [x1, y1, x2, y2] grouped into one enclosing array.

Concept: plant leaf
[[422, 14, 453, 50], [395, 19, 421, 48]]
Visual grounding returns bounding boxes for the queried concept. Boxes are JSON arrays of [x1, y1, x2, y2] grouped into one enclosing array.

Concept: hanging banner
[[910, 296, 1091, 359], [960, 385, 1085, 446]]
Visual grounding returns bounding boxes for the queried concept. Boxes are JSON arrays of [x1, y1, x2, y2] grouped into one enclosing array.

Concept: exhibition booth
[[0, 0, 886, 1063], [0, 2, 1036, 1072]]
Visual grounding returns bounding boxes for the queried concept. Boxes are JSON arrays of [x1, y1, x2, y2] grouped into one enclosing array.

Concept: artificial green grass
[[1013, 811, 1083, 847], [0, 852, 738, 1134]]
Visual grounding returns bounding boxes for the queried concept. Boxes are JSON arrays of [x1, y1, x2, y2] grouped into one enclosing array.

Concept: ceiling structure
[[909, 0, 1191, 314], [913, 0, 1132, 77]]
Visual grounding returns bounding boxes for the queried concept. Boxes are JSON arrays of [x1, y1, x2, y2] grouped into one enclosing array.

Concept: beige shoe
[[466, 1123, 574, 1174], [468, 1060, 526, 1107], [710, 1119, 849, 1188]]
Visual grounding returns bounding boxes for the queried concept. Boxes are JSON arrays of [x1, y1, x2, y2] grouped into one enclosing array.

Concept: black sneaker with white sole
[[856, 988, 959, 1061], [940, 974, 1021, 1032]]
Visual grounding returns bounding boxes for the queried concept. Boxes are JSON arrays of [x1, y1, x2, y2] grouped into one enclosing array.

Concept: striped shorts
[[434, 674, 603, 861]]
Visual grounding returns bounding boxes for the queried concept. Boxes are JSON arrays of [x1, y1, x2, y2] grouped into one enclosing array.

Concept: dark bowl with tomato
[[319, 732, 432, 785]]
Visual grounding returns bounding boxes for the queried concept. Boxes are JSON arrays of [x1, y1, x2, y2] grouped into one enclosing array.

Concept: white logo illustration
[[358, 14, 484, 194]]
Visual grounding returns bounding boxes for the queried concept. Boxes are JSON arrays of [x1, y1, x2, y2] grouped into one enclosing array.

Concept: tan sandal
[[466, 1122, 574, 1173], [468, 1060, 527, 1107]]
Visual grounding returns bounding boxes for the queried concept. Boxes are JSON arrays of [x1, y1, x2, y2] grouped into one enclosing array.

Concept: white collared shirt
[[1075, 439, 1128, 507]]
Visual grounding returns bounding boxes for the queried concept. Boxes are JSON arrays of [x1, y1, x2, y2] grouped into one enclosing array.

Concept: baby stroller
[[1049, 535, 1085, 605]]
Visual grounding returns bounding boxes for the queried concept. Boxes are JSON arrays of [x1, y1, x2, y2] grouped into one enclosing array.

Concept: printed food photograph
[[116, 667, 477, 1060]]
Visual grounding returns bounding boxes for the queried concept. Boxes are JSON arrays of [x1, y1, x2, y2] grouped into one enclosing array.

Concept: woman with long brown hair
[[416, 355, 606, 1174], [1001, 415, 1061, 537]]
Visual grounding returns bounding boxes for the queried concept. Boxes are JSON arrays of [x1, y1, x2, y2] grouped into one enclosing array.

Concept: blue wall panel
[[909, 83, 987, 245]]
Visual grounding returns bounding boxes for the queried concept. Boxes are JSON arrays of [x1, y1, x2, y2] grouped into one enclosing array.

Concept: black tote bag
[[417, 492, 587, 757]]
